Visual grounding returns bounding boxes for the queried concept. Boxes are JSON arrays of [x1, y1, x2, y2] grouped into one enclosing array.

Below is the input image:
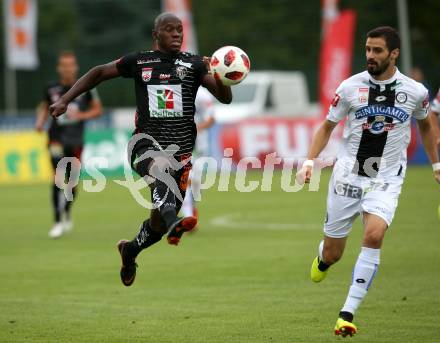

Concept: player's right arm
[[35, 101, 49, 131], [49, 61, 120, 118], [297, 83, 350, 184], [297, 120, 338, 183]]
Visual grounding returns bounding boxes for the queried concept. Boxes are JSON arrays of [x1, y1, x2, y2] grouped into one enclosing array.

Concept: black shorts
[[132, 144, 192, 212], [48, 141, 83, 179]]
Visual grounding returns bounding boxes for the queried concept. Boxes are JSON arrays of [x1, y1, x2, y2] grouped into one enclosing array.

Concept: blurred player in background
[[49, 13, 232, 287], [35, 51, 103, 239], [297, 26, 440, 336], [181, 87, 216, 221]]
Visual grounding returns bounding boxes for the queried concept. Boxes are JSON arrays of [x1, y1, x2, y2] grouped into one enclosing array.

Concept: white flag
[[4, 0, 39, 70]]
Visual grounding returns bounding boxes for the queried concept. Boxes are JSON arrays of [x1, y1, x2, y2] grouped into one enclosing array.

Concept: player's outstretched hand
[[296, 163, 313, 185], [203, 56, 211, 72], [49, 100, 68, 118]]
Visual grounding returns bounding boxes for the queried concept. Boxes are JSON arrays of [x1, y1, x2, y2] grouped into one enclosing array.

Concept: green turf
[[1, 167, 439, 342]]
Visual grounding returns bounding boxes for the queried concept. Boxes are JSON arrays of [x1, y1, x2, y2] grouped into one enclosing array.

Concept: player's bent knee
[[363, 231, 384, 248]]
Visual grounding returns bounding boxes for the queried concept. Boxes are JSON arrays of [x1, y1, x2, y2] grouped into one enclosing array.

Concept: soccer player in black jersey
[[36, 51, 103, 239], [49, 13, 232, 286]]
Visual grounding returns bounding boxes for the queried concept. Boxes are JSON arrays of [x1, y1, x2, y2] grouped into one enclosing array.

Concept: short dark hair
[[58, 50, 76, 60], [366, 26, 401, 51]]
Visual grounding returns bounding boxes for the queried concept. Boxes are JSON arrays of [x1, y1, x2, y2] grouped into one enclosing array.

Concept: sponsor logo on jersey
[[375, 95, 387, 102], [331, 94, 340, 107], [142, 67, 153, 82], [175, 66, 188, 80], [422, 94, 429, 108], [362, 116, 395, 134], [358, 87, 369, 103], [157, 89, 174, 109], [137, 58, 161, 64], [355, 105, 409, 123], [148, 85, 183, 118], [159, 73, 171, 80], [175, 59, 192, 68], [395, 91, 407, 104]]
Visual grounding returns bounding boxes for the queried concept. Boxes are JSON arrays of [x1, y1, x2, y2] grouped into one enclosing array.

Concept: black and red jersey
[[44, 82, 99, 146], [116, 50, 208, 156]]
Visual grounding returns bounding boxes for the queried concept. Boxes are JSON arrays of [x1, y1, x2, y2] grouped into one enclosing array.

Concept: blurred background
[[1, 0, 439, 181]]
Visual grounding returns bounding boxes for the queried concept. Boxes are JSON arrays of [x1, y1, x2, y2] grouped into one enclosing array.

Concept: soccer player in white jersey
[[297, 26, 440, 337], [181, 87, 216, 221]]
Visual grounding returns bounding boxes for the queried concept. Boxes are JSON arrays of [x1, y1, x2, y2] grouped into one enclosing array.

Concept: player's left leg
[[167, 159, 197, 245], [62, 146, 83, 232], [336, 213, 387, 337]]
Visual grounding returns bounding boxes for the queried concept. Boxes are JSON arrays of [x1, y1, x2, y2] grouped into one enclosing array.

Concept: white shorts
[[323, 167, 403, 238]]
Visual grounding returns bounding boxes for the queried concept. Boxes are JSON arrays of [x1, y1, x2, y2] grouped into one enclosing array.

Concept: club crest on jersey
[[175, 66, 188, 80], [142, 67, 153, 82], [395, 92, 407, 104], [358, 87, 369, 103]]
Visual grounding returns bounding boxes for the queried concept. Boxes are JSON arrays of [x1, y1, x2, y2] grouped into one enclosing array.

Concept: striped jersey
[[116, 50, 208, 156], [327, 68, 429, 179]]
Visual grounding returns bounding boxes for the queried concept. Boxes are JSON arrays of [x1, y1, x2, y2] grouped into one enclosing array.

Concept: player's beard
[[367, 56, 391, 77]]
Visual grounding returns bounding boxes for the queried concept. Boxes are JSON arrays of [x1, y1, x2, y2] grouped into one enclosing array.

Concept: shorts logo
[[157, 89, 174, 109], [395, 92, 407, 104], [175, 66, 188, 80], [142, 67, 153, 82], [334, 181, 362, 199]]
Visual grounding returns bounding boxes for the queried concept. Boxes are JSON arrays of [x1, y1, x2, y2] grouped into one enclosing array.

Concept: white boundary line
[[209, 213, 320, 231]]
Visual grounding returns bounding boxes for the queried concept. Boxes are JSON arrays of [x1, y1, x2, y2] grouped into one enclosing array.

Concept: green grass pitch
[[1, 167, 439, 342]]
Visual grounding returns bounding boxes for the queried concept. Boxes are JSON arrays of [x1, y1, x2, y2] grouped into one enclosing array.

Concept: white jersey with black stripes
[[327, 68, 429, 179]]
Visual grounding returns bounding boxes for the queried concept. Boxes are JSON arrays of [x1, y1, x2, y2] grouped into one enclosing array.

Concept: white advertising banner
[[4, 0, 39, 70]]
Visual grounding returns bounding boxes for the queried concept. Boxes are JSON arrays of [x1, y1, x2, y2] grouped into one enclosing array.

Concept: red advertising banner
[[319, 9, 356, 117], [218, 117, 342, 165]]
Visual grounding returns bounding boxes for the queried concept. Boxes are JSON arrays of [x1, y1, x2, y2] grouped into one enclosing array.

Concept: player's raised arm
[[35, 101, 49, 131], [49, 61, 120, 118]]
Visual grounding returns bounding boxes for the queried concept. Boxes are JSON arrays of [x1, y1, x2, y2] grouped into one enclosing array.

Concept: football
[[210, 46, 250, 86]]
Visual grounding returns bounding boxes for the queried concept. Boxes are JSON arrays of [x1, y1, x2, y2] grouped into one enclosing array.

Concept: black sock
[[52, 184, 62, 222], [126, 220, 164, 257], [318, 258, 330, 272], [151, 177, 178, 228], [339, 311, 354, 322]]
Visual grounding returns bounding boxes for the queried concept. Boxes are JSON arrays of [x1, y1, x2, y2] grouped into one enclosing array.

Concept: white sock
[[181, 186, 194, 217], [318, 240, 324, 260], [341, 247, 380, 315]]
